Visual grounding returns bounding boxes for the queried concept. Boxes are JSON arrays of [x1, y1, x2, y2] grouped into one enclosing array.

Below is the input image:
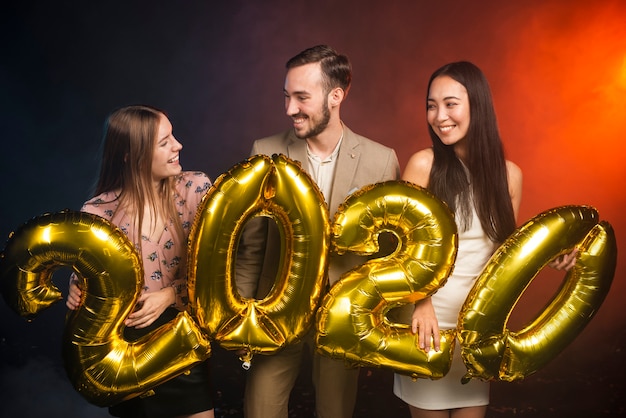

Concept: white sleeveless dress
[[393, 204, 495, 410]]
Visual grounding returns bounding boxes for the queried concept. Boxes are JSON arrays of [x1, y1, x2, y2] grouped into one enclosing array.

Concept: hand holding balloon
[[67, 267, 178, 329], [548, 248, 578, 271], [65, 280, 82, 310], [412, 298, 441, 353], [124, 286, 176, 329]]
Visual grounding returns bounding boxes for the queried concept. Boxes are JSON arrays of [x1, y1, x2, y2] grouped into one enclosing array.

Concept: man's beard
[[294, 99, 331, 140]]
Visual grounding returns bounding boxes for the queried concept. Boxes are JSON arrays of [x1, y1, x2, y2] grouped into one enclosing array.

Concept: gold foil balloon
[[188, 154, 329, 362], [316, 181, 458, 379], [0, 210, 210, 406], [459, 206, 616, 382]]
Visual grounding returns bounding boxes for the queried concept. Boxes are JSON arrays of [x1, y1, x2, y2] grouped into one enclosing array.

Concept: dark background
[[1, 1, 625, 417]]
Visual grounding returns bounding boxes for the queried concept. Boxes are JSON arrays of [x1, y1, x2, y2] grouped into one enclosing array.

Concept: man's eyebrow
[[284, 88, 310, 96]]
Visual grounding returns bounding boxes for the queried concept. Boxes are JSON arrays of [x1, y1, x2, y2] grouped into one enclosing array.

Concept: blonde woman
[[66, 105, 214, 418]]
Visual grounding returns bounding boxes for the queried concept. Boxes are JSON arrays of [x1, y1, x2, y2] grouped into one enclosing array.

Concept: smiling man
[[235, 45, 400, 418]]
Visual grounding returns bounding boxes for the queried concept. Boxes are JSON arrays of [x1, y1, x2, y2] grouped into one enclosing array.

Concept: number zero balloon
[[459, 205, 617, 382], [188, 154, 329, 364]]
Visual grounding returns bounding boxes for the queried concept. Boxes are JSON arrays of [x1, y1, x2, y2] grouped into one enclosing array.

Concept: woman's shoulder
[[505, 159, 521, 173], [179, 170, 211, 181], [82, 190, 120, 207], [505, 160, 522, 185], [407, 148, 434, 166], [505, 159, 523, 217], [176, 171, 212, 186], [402, 148, 433, 187], [175, 171, 212, 195], [81, 190, 120, 218]]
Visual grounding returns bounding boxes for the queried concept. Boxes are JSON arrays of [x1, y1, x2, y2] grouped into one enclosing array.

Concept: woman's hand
[[411, 297, 440, 352], [125, 287, 176, 329], [548, 248, 578, 271], [66, 280, 82, 310]]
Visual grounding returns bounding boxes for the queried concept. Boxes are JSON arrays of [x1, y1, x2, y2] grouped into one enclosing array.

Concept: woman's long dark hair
[[427, 62, 516, 243]]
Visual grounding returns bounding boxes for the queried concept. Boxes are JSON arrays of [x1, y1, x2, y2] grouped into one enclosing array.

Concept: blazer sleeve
[[383, 148, 401, 181], [235, 216, 268, 298]]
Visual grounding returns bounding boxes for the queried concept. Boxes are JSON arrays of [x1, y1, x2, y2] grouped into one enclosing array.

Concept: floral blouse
[[79, 171, 211, 310]]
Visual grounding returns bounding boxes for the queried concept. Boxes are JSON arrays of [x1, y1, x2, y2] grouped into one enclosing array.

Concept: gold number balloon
[[188, 154, 329, 360], [0, 211, 210, 407], [316, 181, 458, 379], [459, 205, 617, 382]]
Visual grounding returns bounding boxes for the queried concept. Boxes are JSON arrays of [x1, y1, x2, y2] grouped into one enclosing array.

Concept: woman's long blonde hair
[[93, 105, 184, 247]]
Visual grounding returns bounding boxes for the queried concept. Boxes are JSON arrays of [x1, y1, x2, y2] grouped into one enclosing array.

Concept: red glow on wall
[[490, 3, 626, 220]]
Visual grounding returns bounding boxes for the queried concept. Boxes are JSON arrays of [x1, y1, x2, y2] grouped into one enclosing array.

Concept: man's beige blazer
[[236, 124, 400, 299]]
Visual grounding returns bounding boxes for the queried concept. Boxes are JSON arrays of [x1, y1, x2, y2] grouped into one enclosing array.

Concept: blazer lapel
[[283, 126, 360, 216], [329, 126, 360, 216], [286, 132, 309, 173]]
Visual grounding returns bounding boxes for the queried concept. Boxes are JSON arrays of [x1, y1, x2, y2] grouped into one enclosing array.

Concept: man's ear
[[328, 87, 345, 107]]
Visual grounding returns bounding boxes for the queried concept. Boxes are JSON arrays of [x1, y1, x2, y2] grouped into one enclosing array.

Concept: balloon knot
[[239, 350, 253, 370]]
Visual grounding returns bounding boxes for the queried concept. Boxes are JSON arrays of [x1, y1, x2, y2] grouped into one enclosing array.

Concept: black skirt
[[108, 307, 214, 418]]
